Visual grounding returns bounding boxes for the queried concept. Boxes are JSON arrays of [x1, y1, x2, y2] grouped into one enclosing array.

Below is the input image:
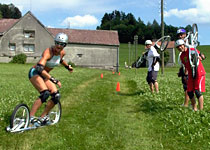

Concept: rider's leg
[[187, 91, 197, 111], [154, 81, 159, 93], [30, 75, 48, 117], [183, 90, 190, 107], [40, 79, 58, 118], [195, 90, 203, 110], [147, 71, 155, 93], [195, 76, 205, 110], [149, 83, 154, 93], [152, 71, 158, 93], [198, 95, 204, 110]]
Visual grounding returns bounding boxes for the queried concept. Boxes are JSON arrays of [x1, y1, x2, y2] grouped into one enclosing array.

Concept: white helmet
[[145, 40, 152, 45], [55, 33, 69, 44], [175, 39, 185, 47]]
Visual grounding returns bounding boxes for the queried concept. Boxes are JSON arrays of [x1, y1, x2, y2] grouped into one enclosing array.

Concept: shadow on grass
[[117, 90, 145, 96], [135, 99, 174, 114]]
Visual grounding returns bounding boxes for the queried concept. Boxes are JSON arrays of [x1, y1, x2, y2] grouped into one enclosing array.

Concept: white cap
[[145, 40, 152, 45], [175, 39, 185, 47]]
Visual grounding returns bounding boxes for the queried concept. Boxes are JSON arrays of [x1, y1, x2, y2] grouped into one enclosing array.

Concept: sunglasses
[[55, 41, 66, 47]]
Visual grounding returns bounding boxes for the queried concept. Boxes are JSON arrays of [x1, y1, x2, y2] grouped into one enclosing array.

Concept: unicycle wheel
[[10, 103, 30, 130], [47, 101, 62, 124]]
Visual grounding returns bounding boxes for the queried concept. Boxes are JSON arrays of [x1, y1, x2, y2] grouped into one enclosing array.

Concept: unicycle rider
[[28, 33, 73, 126], [175, 39, 206, 111]]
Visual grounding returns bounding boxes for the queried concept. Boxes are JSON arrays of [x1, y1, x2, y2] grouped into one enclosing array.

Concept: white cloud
[[61, 15, 99, 28], [165, 0, 210, 24]]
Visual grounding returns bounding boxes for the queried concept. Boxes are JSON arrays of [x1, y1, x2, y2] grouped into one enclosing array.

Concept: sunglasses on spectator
[[55, 41, 66, 47]]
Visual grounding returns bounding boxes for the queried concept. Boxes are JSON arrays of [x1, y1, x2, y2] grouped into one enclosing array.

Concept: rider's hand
[[57, 80, 62, 88], [198, 53, 205, 61], [69, 66, 73, 73], [50, 77, 61, 88], [65, 65, 73, 73]]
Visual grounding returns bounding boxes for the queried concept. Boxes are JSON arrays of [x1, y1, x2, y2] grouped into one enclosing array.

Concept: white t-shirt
[[146, 46, 160, 71]]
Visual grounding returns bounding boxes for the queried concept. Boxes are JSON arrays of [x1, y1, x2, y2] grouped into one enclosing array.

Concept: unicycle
[[6, 101, 62, 133], [154, 35, 171, 52], [190, 52, 198, 79], [186, 23, 199, 79]]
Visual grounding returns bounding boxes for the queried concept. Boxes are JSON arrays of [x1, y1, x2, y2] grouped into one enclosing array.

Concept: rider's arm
[[196, 49, 206, 61], [60, 51, 73, 72], [199, 53, 206, 60], [35, 49, 52, 79], [152, 56, 160, 67]]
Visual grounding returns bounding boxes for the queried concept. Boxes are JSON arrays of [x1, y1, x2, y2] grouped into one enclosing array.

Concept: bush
[[10, 53, 27, 64]]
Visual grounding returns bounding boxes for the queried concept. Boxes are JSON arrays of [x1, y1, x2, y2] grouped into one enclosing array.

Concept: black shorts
[[28, 67, 45, 79], [146, 71, 158, 84]]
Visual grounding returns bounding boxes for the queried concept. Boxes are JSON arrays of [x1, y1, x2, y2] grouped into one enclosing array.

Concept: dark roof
[[0, 18, 19, 33], [0, 15, 119, 46], [47, 28, 119, 46]]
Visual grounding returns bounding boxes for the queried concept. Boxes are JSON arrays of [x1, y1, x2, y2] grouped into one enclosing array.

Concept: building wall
[[0, 13, 54, 62], [165, 48, 176, 66], [64, 44, 118, 70]]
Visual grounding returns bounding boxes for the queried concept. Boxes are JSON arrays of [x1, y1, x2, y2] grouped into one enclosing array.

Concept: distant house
[[0, 11, 120, 71], [165, 41, 176, 66]]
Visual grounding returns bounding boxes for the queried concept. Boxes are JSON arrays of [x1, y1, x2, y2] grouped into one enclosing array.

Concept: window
[[77, 54, 83, 58], [24, 30, 35, 38], [23, 44, 35, 52], [9, 43, 16, 51]]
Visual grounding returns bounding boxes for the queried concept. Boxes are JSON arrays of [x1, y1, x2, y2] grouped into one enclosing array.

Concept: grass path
[[58, 71, 163, 150]]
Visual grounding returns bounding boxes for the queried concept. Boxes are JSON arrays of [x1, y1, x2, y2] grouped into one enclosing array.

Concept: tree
[[97, 10, 181, 44], [151, 19, 161, 40], [0, 3, 21, 19]]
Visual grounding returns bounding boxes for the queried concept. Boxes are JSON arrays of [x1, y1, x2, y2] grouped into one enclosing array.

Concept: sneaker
[[38, 116, 50, 125], [30, 117, 41, 127]]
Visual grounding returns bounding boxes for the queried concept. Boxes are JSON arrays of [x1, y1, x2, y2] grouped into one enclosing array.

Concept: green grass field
[[0, 44, 210, 150]]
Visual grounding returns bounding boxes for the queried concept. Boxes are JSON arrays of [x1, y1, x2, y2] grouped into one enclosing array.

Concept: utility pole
[[161, 0, 164, 74], [128, 42, 131, 67], [134, 35, 138, 75]]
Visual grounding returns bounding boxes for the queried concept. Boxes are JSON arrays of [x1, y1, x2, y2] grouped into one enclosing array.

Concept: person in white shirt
[[145, 40, 160, 93]]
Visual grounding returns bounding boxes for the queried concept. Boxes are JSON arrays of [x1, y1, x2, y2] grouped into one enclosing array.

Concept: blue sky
[[2, 0, 210, 45]]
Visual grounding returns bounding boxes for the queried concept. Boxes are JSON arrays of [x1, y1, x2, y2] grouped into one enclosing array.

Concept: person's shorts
[[28, 67, 45, 79], [146, 71, 158, 84], [187, 75, 205, 92]]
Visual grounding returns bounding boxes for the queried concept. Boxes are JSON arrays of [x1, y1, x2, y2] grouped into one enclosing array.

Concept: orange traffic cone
[[112, 72, 115, 74], [118, 72, 121, 75], [101, 73, 103, 79], [116, 82, 120, 92]]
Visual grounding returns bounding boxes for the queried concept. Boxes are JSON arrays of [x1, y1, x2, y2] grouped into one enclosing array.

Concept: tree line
[[97, 10, 192, 44], [0, 3, 21, 19]]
